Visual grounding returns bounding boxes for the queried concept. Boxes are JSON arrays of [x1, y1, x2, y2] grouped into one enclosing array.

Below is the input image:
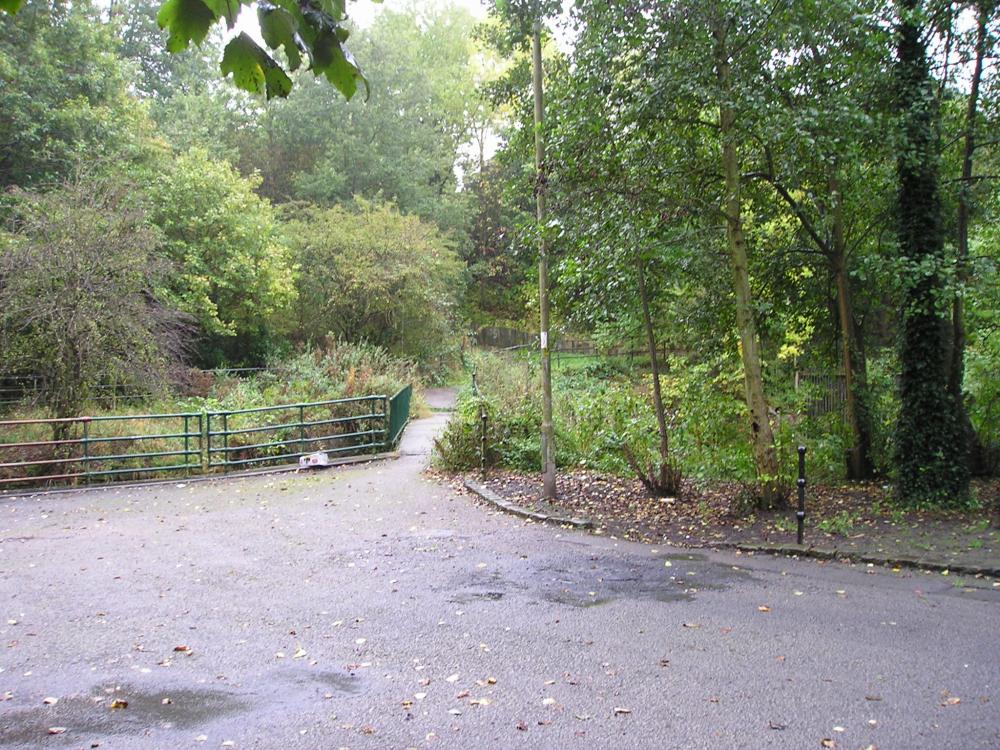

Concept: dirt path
[[1, 407, 998, 749]]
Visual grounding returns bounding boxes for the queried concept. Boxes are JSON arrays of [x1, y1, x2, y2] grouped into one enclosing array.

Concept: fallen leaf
[[42, 697, 58, 705], [613, 707, 632, 715], [455, 690, 470, 699], [47, 728, 67, 735], [864, 695, 882, 702], [941, 696, 961, 706], [293, 647, 307, 659], [173, 645, 190, 653], [110, 699, 128, 709], [769, 721, 787, 730], [682, 623, 700, 629], [758, 605, 771, 613], [445, 673, 459, 683], [821, 740, 835, 749], [542, 697, 556, 706], [194, 735, 207, 742], [414, 692, 427, 700], [448, 708, 462, 716], [516, 721, 528, 731]]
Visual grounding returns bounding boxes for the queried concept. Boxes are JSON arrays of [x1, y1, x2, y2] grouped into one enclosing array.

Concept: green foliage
[[0, 176, 186, 421], [283, 200, 464, 377], [893, 2, 970, 506], [0, 0, 156, 189], [244, 5, 481, 238], [183, 339, 420, 414], [220, 31, 291, 99], [141, 148, 296, 366], [815, 510, 859, 536], [153, 0, 367, 99]]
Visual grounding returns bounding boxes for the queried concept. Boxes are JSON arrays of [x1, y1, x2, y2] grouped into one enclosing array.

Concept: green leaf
[[157, 0, 217, 52], [0, 0, 24, 14], [258, 2, 302, 71], [221, 33, 292, 99], [202, 0, 244, 27], [312, 30, 366, 100]]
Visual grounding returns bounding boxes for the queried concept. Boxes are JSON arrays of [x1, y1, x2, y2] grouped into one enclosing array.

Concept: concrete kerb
[[463, 477, 593, 531], [703, 540, 1000, 578], [462, 477, 998, 578]]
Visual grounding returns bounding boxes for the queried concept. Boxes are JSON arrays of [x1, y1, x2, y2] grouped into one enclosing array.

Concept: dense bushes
[[184, 340, 421, 414], [435, 351, 888, 486]]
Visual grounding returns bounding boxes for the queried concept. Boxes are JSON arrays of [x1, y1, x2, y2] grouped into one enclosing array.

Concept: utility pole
[[531, 19, 556, 500]]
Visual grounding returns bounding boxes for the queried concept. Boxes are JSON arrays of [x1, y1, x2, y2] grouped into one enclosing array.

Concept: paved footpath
[[1, 396, 998, 750]]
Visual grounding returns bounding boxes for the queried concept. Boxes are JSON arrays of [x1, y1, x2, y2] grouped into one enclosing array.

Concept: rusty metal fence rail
[[0, 412, 203, 488]]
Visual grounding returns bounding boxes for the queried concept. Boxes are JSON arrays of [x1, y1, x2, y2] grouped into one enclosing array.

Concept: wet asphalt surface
[[1, 397, 999, 750]]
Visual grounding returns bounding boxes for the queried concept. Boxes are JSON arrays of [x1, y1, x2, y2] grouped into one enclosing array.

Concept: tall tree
[[0, 0, 154, 189], [486, 0, 563, 499], [893, 0, 970, 505]]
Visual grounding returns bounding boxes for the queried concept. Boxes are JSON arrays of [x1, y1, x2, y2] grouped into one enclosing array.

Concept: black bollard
[[480, 405, 488, 476], [796, 445, 806, 545]]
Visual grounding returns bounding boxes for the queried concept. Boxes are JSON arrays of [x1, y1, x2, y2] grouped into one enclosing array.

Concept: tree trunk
[[949, 0, 990, 474], [829, 171, 874, 480], [531, 21, 556, 500], [713, 17, 784, 510], [635, 251, 680, 496], [894, 0, 969, 506]]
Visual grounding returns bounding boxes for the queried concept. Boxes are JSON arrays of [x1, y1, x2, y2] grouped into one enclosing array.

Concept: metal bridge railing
[[0, 412, 203, 488], [1, 388, 414, 489], [386, 386, 412, 447], [206, 395, 388, 472]]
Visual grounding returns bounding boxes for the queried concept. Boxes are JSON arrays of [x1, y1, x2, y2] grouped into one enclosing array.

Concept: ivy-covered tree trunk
[[894, 0, 969, 506], [712, 15, 784, 511]]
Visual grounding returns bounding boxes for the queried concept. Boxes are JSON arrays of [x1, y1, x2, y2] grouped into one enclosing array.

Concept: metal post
[[184, 415, 190, 477], [299, 405, 306, 457], [222, 412, 229, 474], [82, 418, 90, 485], [480, 403, 488, 476], [199, 413, 206, 472], [796, 445, 807, 545]]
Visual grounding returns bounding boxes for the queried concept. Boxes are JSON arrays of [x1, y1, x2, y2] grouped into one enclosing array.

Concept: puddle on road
[[444, 551, 753, 610], [537, 553, 753, 609], [448, 590, 506, 604], [0, 685, 244, 747], [0, 669, 364, 749], [271, 668, 364, 698]]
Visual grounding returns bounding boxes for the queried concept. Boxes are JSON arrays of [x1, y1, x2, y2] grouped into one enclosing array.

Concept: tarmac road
[[1, 399, 998, 750]]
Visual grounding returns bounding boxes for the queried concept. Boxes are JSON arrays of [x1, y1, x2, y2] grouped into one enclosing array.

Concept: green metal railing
[[1, 387, 414, 489], [386, 385, 412, 446], [206, 395, 388, 472], [0, 413, 203, 487]]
